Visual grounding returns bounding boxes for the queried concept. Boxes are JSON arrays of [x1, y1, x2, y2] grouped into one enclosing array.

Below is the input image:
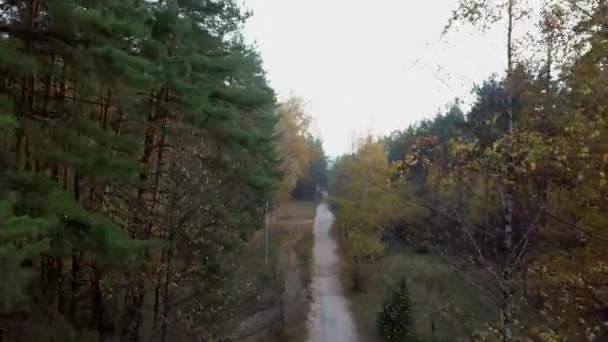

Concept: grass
[[221, 200, 317, 341], [347, 250, 498, 342], [294, 228, 314, 285], [268, 201, 316, 342], [274, 200, 317, 221], [245, 200, 316, 272]]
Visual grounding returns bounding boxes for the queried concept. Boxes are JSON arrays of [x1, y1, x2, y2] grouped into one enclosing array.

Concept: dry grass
[[271, 201, 316, 342], [228, 200, 317, 342]]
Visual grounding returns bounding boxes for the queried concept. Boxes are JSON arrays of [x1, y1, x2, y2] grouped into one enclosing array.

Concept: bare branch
[[511, 234, 530, 268], [569, 0, 593, 17], [498, 185, 507, 210], [432, 246, 502, 305], [545, 211, 608, 242], [504, 206, 545, 271], [415, 201, 497, 238], [453, 209, 502, 284], [512, 206, 545, 255]]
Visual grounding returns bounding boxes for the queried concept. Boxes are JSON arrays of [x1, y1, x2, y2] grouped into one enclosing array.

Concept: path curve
[[307, 199, 358, 342]]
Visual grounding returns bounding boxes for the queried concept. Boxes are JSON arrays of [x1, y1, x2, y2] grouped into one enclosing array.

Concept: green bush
[[377, 278, 414, 341]]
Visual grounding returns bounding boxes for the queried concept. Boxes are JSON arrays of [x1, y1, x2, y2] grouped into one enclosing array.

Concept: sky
[[243, 0, 513, 157]]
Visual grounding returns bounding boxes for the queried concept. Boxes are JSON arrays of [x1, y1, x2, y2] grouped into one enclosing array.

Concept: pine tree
[[0, 0, 282, 340], [377, 278, 414, 341]]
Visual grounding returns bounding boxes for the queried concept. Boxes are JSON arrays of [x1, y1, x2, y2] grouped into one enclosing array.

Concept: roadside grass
[[294, 228, 314, 286], [246, 200, 316, 278], [274, 200, 317, 221], [267, 200, 316, 288], [347, 250, 498, 342], [222, 200, 317, 341], [270, 201, 316, 342]]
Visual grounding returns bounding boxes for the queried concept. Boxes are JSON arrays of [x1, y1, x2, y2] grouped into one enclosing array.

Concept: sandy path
[[307, 201, 358, 342]]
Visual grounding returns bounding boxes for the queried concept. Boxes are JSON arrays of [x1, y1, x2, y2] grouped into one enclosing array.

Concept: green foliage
[[377, 278, 414, 341], [0, 0, 285, 340]]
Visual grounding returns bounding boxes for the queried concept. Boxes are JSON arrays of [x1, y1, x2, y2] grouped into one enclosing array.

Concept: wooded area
[[3, 0, 608, 341], [331, 1, 608, 341], [0, 0, 326, 341]]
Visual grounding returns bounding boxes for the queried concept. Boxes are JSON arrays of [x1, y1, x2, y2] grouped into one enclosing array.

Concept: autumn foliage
[[331, 1, 608, 340]]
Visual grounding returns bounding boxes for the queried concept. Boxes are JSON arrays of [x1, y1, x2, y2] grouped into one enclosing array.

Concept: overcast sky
[[243, 0, 513, 157]]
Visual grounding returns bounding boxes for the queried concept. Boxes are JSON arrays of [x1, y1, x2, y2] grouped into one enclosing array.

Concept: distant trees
[[276, 97, 328, 202], [276, 97, 314, 200], [291, 138, 329, 201], [331, 137, 400, 291]]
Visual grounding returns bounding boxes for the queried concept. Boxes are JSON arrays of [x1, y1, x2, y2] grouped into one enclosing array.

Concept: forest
[[3, 0, 608, 342], [330, 0, 608, 341], [0, 0, 326, 341]]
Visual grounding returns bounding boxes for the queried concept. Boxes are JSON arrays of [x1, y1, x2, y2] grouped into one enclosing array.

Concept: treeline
[[0, 1, 322, 341], [331, 1, 608, 341], [275, 97, 328, 202]]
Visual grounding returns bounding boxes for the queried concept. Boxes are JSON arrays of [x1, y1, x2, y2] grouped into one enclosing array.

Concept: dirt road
[[307, 201, 358, 342]]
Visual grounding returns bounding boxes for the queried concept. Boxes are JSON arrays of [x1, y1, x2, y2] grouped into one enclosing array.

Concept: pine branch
[[0, 24, 87, 46]]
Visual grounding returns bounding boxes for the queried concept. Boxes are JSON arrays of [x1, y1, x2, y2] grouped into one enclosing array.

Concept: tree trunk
[[159, 244, 175, 342], [70, 249, 81, 320], [92, 265, 105, 339], [503, 3, 515, 341], [132, 90, 159, 238], [152, 249, 167, 334], [57, 258, 65, 315], [159, 268, 172, 342], [121, 281, 145, 342], [121, 90, 163, 342], [501, 290, 514, 342]]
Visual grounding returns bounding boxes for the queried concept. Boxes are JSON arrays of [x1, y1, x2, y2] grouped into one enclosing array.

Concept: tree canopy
[[0, 1, 327, 341]]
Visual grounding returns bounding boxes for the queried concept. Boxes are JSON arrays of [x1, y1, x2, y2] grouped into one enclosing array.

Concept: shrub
[[377, 278, 414, 341]]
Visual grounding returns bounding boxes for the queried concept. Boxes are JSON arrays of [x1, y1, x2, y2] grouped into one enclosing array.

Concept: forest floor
[[228, 200, 316, 342], [344, 250, 497, 342]]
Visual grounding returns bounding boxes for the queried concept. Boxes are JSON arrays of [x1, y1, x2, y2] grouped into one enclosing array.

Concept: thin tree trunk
[[146, 130, 166, 238], [23, 136, 32, 171], [57, 256, 65, 315], [121, 282, 145, 342], [152, 249, 167, 334], [501, 297, 513, 342], [503, 2, 515, 342], [102, 89, 111, 130], [133, 91, 158, 237], [159, 263, 172, 342], [14, 132, 23, 170], [92, 265, 105, 339], [121, 90, 163, 342], [62, 166, 69, 189], [70, 249, 81, 319], [545, 35, 553, 96]]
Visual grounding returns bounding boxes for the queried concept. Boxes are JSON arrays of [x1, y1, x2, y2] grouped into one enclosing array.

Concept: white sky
[[243, 0, 515, 157]]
